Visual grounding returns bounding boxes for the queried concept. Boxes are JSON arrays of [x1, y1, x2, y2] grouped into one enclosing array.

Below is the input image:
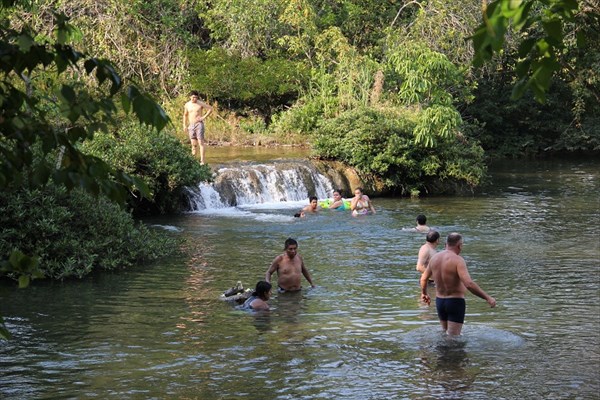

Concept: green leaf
[[59, 84, 76, 103], [500, 0, 524, 18], [542, 19, 563, 46], [513, 2, 534, 31], [511, 79, 529, 100], [18, 275, 30, 289], [517, 38, 536, 57], [32, 163, 51, 186], [16, 34, 34, 52]]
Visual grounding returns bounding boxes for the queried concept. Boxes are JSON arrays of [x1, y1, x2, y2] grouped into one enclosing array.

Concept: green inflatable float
[[319, 198, 351, 210]]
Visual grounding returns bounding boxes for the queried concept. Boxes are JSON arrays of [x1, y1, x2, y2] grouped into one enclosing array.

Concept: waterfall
[[186, 160, 335, 211]]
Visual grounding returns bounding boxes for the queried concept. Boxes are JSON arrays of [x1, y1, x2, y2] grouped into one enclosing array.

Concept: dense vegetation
[[1, 0, 598, 320]]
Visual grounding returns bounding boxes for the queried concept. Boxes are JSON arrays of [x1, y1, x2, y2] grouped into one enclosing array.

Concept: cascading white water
[[187, 161, 335, 211]]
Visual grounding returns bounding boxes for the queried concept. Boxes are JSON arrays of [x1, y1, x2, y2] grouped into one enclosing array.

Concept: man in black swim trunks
[[420, 233, 496, 336]]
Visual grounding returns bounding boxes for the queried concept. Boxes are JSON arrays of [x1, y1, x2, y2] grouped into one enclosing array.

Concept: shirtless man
[[183, 90, 213, 164], [416, 230, 440, 274], [420, 233, 496, 336], [265, 238, 315, 292], [302, 196, 319, 213]]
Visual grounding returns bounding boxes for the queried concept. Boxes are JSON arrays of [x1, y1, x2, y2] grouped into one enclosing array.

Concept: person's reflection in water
[[251, 312, 272, 333], [274, 290, 305, 324], [419, 335, 476, 397]]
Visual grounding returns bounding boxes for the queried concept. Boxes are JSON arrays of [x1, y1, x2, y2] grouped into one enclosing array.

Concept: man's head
[[189, 90, 199, 101], [284, 238, 298, 258], [416, 214, 427, 225], [426, 230, 440, 244], [446, 232, 463, 248], [309, 196, 318, 208]]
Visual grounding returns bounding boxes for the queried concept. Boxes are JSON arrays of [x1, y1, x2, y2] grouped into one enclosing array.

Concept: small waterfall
[[187, 160, 335, 210]]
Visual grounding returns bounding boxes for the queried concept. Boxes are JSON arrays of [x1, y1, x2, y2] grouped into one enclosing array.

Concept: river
[[1, 157, 599, 399]]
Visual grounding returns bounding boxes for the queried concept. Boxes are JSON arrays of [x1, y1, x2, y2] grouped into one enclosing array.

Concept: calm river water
[[1, 158, 599, 399]]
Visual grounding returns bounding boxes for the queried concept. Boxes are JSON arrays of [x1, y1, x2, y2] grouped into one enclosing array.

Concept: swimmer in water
[[242, 281, 272, 311], [302, 196, 319, 213], [416, 230, 441, 278], [414, 214, 430, 232], [350, 187, 375, 216]]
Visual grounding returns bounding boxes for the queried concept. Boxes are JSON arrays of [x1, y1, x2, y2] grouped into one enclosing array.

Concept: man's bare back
[[427, 250, 467, 298], [416, 231, 440, 274]]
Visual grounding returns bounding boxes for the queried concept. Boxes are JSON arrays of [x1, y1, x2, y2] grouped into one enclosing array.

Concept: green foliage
[[189, 48, 308, 123], [466, 76, 600, 157], [386, 41, 462, 106], [0, 10, 169, 203], [471, 0, 580, 102], [270, 29, 380, 136], [312, 107, 486, 194], [0, 5, 172, 338], [383, 40, 470, 147], [197, 0, 287, 57], [0, 185, 179, 280], [83, 121, 212, 215]]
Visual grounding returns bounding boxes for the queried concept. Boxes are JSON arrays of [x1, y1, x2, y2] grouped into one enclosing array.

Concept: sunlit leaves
[[386, 42, 464, 147]]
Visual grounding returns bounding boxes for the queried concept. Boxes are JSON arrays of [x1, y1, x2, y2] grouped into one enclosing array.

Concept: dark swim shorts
[[435, 297, 466, 324], [278, 286, 302, 293]]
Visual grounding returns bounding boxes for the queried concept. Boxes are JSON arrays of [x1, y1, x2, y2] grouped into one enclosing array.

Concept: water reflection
[[419, 337, 475, 398]]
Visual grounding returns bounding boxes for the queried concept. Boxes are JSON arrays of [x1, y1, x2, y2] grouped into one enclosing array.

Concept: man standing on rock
[[183, 90, 213, 164]]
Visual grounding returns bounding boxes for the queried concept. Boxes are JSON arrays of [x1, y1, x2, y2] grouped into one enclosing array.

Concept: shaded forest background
[[8, 0, 599, 159], [1, 0, 599, 289]]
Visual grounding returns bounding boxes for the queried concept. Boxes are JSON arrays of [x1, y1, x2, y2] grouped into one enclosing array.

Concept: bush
[[83, 121, 212, 215], [312, 107, 486, 195], [0, 185, 179, 280]]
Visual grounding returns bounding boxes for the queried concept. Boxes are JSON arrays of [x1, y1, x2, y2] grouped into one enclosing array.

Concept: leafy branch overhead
[[0, 10, 170, 199], [471, 0, 580, 102]]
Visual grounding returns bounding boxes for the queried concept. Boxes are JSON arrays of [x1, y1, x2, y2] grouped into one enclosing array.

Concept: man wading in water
[[420, 232, 496, 336], [266, 238, 315, 293]]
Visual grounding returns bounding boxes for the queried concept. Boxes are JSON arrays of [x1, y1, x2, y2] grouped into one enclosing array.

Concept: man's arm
[[265, 256, 280, 283], [199, 102, 213, 121], [420, 267, 432, 305], [300, 257, 315, 287], [183, 104, 188, 131], [416, 245, 428, 273], [457, 261, 496, 307]]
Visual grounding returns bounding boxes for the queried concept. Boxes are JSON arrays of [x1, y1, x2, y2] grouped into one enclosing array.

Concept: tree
[[471, 0, 583, 102], [0, 2, 169, 339]]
